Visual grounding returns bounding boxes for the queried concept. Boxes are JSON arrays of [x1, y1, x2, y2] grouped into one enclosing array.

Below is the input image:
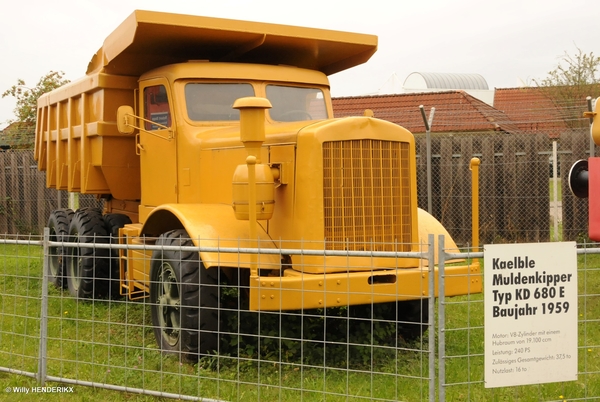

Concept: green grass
[[550, 222, 563, 242], [0, 244, 599, 401]]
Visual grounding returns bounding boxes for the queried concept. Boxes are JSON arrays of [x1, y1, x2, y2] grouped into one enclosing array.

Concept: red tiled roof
[[494, 86, 600, 136], [494, 87, 567, 134], [332, 90, 521, 134]]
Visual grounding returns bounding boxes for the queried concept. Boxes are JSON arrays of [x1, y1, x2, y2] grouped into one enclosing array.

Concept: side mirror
[[117, 105, 135, 134]]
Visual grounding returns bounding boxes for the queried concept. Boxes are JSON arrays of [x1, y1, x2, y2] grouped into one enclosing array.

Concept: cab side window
[[144, 85, 171, 130]]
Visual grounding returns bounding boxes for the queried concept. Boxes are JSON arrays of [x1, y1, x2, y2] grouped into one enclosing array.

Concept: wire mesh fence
[[1, 233, 437, 401], [1, 233, 599, 401], [438, 243, 600, 401], [0, 236, 43, 382]]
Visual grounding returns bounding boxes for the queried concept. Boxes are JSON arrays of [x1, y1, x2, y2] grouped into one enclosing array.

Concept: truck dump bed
[[35, 73, 140, 199], [35, 10, 378, 199], [86, 10, 377, 76]]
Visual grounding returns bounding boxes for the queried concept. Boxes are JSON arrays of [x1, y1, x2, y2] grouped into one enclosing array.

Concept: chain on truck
[[36, 10, 482, 359]]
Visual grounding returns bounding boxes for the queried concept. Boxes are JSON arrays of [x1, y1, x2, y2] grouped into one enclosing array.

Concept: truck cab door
[[139, 81, 178, 208]]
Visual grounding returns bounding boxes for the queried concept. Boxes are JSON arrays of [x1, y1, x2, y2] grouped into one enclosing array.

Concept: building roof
[[333, 90, 521, 134], [494, 87, 569, 136], [0, 122, 35, 149], [404, 72, 488, 90]]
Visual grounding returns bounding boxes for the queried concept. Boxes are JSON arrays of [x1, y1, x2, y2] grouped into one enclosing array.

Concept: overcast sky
[[1, 0, 597, 129]]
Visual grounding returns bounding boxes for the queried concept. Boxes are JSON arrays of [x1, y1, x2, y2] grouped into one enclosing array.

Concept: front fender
[[418, 208, 462, 264], [143, 204, 281, 270]]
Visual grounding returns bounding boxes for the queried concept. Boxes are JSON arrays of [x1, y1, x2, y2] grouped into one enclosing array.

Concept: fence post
[[37, 227, 49, 385], [428, 234, 435, 402], [437, 234, 446, 402], [420, 105, 435, 215]]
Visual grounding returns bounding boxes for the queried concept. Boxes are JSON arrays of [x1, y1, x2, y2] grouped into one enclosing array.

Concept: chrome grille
[[323, 140, 412, 251]]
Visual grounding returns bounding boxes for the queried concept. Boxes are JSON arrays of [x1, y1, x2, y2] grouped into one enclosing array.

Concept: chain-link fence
[[415, 128, 593, 245], [1, 127, 591, 245]]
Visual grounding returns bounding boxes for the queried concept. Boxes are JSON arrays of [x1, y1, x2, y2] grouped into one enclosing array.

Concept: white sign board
[[484, 242, 577, 388]]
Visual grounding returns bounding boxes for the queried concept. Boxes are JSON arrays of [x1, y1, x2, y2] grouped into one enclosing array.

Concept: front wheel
[[350, 299, 430, 342], [396, 299, 430, 341], [150, 229, 219, 360]]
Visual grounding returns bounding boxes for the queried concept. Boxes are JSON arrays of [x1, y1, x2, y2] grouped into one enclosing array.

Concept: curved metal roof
[[403, 72, 489, 90]]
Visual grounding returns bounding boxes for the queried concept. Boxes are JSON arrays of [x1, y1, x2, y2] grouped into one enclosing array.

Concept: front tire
[[65, 208, 110, 299], [350, 299, 430, 342], [396, 299, 430, 341], [150, 229, 219, 360]]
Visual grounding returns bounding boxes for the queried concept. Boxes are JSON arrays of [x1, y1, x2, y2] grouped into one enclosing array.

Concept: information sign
[[484, 242, 577, 388]]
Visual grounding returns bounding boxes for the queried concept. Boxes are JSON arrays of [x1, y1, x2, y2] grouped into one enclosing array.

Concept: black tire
[[103, 213, 132, 299], [350, 299, 430, 342], [47, 209, 74, 288], [396, 299, 430, 341], [65, 208, 110, 299], [103, 213, 132, 237], [150, 229, 219, 360]]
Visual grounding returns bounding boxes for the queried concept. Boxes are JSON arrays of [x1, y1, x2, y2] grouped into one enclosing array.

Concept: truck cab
[[136, 62, 331, 218]]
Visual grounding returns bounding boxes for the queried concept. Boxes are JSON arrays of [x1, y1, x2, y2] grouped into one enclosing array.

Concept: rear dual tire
[[59, 209, 130, 299], [65, 208, 110, 299], [47, 209, 74, 288]]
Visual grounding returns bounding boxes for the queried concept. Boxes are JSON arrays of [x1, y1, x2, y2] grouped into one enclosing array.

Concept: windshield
[[266, 85, 327, 122], [185, 83, 254, 121], [184, 82, 327, 122]]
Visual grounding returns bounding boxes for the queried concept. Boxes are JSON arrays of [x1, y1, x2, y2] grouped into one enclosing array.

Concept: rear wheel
[[47, 209, 74, 288], [65, 208, 110, 299], [150, 229, 219, 360]]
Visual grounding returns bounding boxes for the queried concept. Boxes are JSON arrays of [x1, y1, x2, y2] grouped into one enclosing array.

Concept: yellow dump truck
[[36, 10, 481, 358]]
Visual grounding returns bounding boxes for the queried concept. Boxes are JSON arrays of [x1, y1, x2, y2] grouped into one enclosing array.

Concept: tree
[[536, 47, 600, 87], [533, 47, 600, 129], [2, 70, 70, 124], [1, 71, 70, 148]]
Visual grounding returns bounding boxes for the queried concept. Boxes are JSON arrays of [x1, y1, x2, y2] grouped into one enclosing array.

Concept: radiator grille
[[323, 140, 412, 251]]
